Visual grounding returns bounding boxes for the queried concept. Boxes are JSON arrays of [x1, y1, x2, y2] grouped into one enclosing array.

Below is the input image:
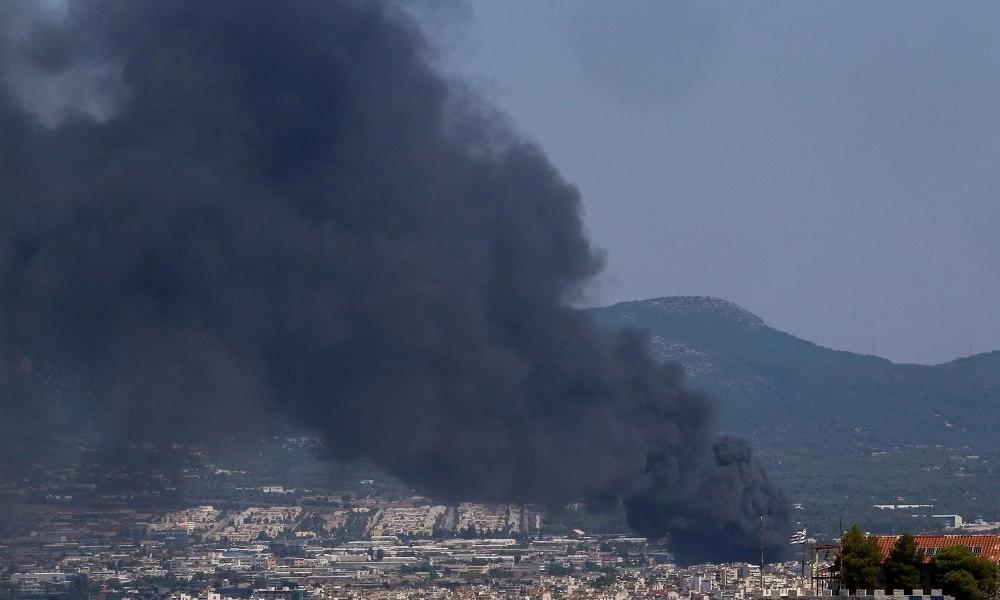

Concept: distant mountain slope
[[588, 296, 1000, 450], [587, 297, 1000, 533]]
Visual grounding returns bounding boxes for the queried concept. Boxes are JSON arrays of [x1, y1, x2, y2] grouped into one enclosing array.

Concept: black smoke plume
[[0, 0, 790, 562]]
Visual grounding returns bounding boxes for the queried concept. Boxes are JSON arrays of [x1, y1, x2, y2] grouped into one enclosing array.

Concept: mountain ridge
[[586, 295, 1000, 533], [603, 295, 1000, 367], [588, 295, 1000, 440]]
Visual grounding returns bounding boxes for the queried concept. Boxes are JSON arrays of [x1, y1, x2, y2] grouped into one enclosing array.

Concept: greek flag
[[788, 528, 807, 544]]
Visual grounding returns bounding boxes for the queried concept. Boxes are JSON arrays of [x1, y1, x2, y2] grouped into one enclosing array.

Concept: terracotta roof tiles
[[876, 535, 1000, 563]]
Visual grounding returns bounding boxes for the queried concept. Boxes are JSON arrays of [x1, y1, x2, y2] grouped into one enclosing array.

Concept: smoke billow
[[0, 0, 789, 561]]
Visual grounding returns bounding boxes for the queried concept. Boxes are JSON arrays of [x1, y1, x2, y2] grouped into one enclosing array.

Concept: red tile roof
[[876, 535, 1000, 563]]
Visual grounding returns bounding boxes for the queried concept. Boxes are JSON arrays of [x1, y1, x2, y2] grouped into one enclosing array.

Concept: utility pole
[[759, 514, 765, 595]]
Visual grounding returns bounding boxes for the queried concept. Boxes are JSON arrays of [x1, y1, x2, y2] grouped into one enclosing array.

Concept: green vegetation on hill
[[587, 297, 1000, 537]]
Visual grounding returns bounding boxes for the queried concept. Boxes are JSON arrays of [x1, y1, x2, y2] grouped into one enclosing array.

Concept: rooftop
[[875, 534, 1000, 563]]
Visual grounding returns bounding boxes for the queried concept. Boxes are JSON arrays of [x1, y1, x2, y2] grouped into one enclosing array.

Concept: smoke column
[[0, 0, 790, 562]]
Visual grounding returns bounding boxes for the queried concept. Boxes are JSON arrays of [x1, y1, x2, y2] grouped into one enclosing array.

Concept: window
[[971, 547, 982, 555]]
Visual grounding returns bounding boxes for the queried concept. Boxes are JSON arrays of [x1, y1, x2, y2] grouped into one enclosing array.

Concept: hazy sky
[[428, 1, 1000, 365]]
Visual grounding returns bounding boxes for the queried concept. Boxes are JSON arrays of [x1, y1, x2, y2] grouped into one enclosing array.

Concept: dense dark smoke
[[0, 0, 789, 561]]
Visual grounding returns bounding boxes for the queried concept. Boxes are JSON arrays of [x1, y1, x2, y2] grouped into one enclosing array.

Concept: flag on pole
[[788, 528, 807, 544]]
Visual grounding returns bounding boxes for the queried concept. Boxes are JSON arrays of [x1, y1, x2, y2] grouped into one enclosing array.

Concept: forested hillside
[[588, 297, 1000, 536]]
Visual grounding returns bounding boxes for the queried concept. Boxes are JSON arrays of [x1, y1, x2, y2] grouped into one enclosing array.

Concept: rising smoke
[[0, 0, 790, 562]]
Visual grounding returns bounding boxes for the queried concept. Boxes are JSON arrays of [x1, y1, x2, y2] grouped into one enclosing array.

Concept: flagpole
[[760, 514, 765, 594]]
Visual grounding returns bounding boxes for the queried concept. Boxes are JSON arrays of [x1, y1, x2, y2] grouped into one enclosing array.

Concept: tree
[[883, 533, 923, 593], [69, 574, 90, 599], [931, 546, 999, 600], [840, 525, 883, 593], [942, 571, 984, 600], [546, 562, 574, 576], [0, 581, 18, 600]]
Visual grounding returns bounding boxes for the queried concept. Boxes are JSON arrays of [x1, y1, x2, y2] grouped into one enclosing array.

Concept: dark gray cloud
[[0, 0, 789, 561]]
